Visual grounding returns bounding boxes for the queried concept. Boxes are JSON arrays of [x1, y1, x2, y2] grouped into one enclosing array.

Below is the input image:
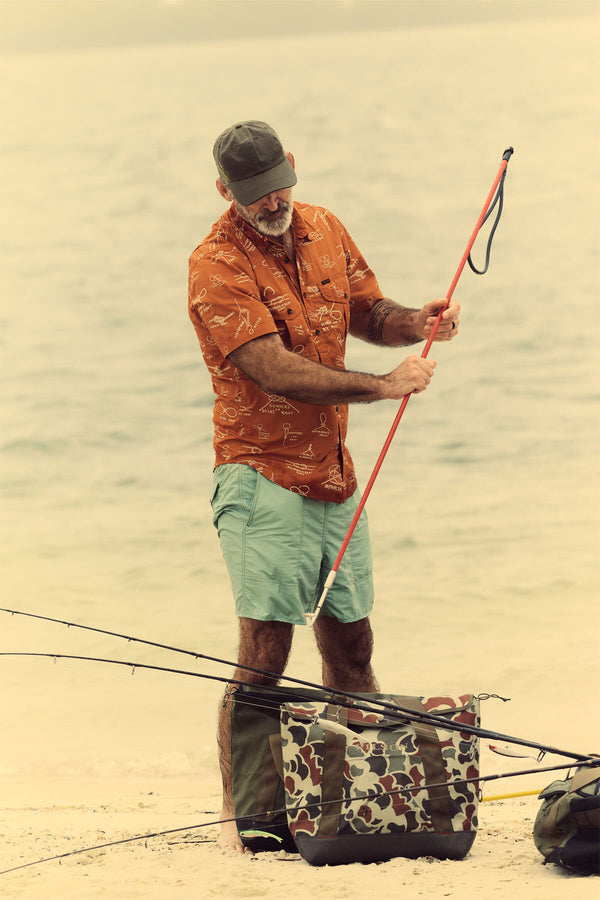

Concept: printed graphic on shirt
[[233, 301, 263, 340], [299, 443, 317, 460], [290, 484, 310, 496], [286, 460, 318, 478], [282, 423, 302, 444], [261, 285, 293, 315], [253, 423, 272, 441], [260, 394, 301, 416], [318, 253, 337, 270], [312, 413, 332, 437], [313, 302, 345, 333], [208, 311, 235, 328], [323, 465, 346, 492]]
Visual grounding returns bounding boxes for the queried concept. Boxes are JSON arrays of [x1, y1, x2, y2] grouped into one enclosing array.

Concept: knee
[[350, 620, 375, 667], [318, 617, 374, 674], [236, 618, 294, 684], [317, 617, 378, 692]]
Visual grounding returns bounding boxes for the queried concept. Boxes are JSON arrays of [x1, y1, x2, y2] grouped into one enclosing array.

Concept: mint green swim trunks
[[210, 463, 374, 624]]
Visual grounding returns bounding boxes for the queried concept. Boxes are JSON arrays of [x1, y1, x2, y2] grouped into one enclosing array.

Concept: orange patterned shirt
[[188, 202, 383, 502]]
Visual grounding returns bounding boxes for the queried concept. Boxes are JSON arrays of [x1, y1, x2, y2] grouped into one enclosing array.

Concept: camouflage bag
[[281, 693, 480, 866], [533, 766, 600, 873]]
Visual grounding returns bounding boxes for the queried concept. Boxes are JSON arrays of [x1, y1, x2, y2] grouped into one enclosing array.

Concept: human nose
[[261, 193, 280, 211]]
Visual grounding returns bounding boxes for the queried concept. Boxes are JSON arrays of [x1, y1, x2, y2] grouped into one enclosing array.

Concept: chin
[[257, 210, 293, 238]]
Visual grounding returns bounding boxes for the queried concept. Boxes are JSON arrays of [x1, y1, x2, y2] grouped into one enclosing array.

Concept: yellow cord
[[483, 789, 541, 802]]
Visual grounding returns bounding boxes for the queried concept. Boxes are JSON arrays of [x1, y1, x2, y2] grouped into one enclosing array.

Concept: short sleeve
[[188, 247, 279, 358]]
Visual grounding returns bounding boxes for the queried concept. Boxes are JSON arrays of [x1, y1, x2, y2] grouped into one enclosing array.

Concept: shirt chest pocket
[[262, 294, 314, 355], [309, 272, 351, 338], [318, 272, 350, 304]]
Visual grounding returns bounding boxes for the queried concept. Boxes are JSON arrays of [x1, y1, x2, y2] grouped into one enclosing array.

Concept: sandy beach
[[2, 775, 598, 900]]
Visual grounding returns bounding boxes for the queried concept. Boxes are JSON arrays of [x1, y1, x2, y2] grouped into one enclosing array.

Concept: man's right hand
[[382, 355, 437, 399]]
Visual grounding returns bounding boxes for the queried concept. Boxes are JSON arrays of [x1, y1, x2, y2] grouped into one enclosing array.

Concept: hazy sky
[[1, 0, 596, 55]]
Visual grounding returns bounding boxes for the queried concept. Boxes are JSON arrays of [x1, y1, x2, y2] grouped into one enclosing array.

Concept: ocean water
[[1, 13, 598, 783]]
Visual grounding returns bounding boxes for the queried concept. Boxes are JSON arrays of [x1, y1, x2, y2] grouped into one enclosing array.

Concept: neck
[[278, 228, 296, 262], [272, 225, 293, 243]]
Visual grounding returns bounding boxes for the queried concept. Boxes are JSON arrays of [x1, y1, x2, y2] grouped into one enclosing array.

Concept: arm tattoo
[[366, 300, 398, 345]]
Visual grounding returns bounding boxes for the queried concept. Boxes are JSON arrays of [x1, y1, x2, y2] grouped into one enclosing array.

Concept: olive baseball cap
[[213, 120, 297, 206]]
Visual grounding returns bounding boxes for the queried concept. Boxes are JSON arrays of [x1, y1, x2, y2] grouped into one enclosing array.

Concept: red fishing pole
[[305, 148, 514, 626]]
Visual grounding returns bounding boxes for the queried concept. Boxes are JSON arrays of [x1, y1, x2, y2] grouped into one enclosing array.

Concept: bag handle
[[392, 697, 454, 834], [316, 704, 348, 837]]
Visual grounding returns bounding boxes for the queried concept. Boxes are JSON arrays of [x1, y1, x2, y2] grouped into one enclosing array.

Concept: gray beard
[[255, 204, 293, 237], [235, 200, 293, 238]]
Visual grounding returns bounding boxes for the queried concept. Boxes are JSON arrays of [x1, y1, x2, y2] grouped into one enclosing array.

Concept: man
[[188, 121, 460, 853]]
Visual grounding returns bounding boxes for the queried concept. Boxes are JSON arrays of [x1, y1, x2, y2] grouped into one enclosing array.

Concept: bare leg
[[217, 617, 294, 853], [313, 615, 379, 692]]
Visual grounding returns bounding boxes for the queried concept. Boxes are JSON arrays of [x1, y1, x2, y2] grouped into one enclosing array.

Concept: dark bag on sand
[[230, 684, 329, 852], [533, 766, 600, 873], [230, 685, 480, 865]]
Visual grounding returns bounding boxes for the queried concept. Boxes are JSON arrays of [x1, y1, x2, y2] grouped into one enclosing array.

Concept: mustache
[[257, 200, 290, 221]]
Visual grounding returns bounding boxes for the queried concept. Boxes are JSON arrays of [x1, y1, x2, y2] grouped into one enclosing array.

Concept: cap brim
[[228, 156, 297, 206]]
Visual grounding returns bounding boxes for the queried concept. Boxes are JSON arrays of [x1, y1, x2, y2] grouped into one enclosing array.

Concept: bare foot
[[218, 818, 255, 855]]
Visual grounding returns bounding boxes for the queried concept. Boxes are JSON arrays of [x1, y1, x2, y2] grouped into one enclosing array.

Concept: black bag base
[[294, 830, 477, 867]]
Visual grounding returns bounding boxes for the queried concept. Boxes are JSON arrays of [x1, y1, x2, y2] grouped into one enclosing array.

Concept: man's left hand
[[421, 298, 460, 342]]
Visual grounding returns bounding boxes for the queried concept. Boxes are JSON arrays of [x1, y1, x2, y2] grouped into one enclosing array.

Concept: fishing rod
[[2, 607, 510, 738], [0, 606, 249, 668], [1, 605, 381, 696], [304, 147, 515, 627], [3, 607, 509, 729], [1, 755, 597, 877], [2, 607, 591, 761], [2, 650, 592, 762]]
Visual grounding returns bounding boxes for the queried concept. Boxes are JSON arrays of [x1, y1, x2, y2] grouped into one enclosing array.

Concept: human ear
[[216, 179, 233, 201]]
